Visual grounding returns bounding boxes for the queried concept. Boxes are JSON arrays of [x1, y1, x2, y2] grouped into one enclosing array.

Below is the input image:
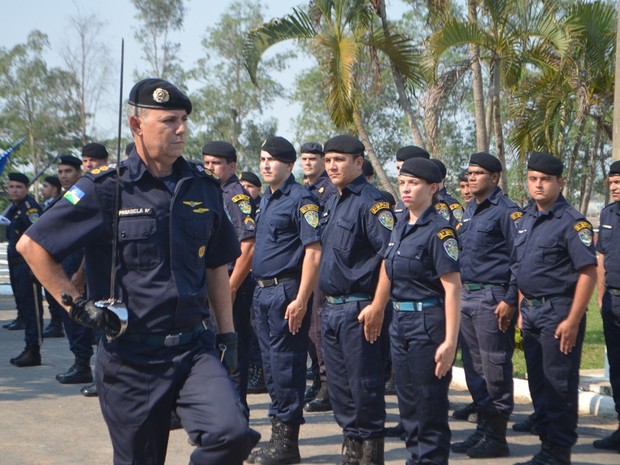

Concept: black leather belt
[[255, 272, 299, 288], [522, 295, 566, 307], [462, 282, 507, 292], [121, 321, 207, 347]]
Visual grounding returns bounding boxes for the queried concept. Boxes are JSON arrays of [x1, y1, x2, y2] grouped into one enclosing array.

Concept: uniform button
[[121, 232, 126, 238]]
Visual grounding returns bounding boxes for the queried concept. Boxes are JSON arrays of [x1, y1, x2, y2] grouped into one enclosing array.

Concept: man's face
[[240, 180, 261, 199], [527, 171, 563, 208], [57, 164, 82, 189], [300, 153, 324, 179], [203, 155, 236, 183], [132, 109, 188, 166], [260, 152, 292, 189], [41, 181, 58, 200], [459, 180, 472, 203], [467, 164, 498, 198], [609, 175, 620, 203], [82, 156, 107, 172], [8, 181, 28, 203], [324, 152, 363, 189]]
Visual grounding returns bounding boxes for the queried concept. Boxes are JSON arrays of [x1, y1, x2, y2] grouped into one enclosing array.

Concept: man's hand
[[357, 303, 384, 344], [284, 298, 307, 335], [494, 301, 515, 332], [434, 340, 456, 379], [554, 319, 579, 355], [216, 332, 238, 374], [63, 294, 106, 329]]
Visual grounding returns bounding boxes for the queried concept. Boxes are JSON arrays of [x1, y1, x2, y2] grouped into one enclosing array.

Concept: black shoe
[[384, 422, 406, 440], [80, 383, 98, 397], [453, 402, 477, 420], [304, 377, 321, 403], [247, 366, 268, 394], [3, 318, 23, 329], [56, 358, 93, 384], [465, 410, 509, 458], [10, 345, 41, 367], [513, 413, 537, 433], [304, 384, 331, 412], [6, 319, 26, 330], [42, 323, 65, 338], [593, 427, 620, 450]]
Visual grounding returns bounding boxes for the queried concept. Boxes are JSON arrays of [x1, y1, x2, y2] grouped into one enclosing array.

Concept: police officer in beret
[[240, 171, 263, 203], [299, 141, 337, 411], [41, 176, 61, 211], [81, 142, 109, 172], [593, 160, 620, 452], [452, 152, 521, 458], [430, 158, 464, 228], [318, 134, 394, 463], [202, 140, 257, 409], [7, 173, 44, 365], [382, 158, 461, 465], [18, 78, 259, 465], [248, 136, 321, 465], [458, 169, 473, 204], [393, 146, 430, 217], [513, 152, 597, 465]]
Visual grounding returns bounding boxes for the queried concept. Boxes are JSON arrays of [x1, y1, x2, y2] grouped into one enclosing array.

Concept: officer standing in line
[[7, 172, 43, 366], [203, 140, 256, 409], [18, 78, 259, 465], [240, 171, 263, 203], [514, 152, 597, 465], [248, 136, 321, 465], [299, 141, 337, 412], [81, 142, 109, 172], [458, 169, 473, 204], [383, 158, 461, 465], [451, 152, 520, 458], [430, 158, 464, 227], [593, 160, 620, 452], [393, 145, 430, 216], [318, 135, 394, 464], [41, 175, 61, 210]]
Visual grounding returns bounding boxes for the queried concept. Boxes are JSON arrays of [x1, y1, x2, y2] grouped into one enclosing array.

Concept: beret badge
[[152, 88, 170, 103]]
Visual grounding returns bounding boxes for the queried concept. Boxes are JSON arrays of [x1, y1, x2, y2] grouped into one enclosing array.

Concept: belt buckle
[[164, 333, 182, 347], [416, 302, 423, 312]]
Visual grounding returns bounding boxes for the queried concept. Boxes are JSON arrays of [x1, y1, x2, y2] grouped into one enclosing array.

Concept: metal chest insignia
[[300, 204, 319, 228]]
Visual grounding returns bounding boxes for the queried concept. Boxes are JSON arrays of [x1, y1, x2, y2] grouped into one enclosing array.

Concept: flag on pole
[[0, 137, 26, 177]]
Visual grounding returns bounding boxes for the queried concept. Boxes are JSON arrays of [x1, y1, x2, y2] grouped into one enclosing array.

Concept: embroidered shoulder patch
[[63, 185, 85, 205], [437, 228, 455, 240], [511, 211, 523, 222], [574, 221, 593, 246], [450, 203, 464, 223], [233, 194, 252, 215], [300, 204, 319, 228], [435, 202, 451, 221], [244, 217, 256, 231], [443, 237, 459, 261], [25, 208, 39, 224], [370, 202, 390, 215], [378, 210, 394, 230]]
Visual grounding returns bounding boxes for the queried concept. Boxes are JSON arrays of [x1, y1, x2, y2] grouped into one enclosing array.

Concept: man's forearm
[[296, 243, 321, 304], [229, 239, 254, 292], [567, 265, 597, 325], [207, 265, 235, 333]]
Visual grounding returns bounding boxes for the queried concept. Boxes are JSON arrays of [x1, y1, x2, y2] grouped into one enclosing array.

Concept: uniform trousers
[[390, 305, 451, 465], [253, 279, 311, 424], [230, 274, 255, 409], [521, 297, 585, 447], [308, 287, 326, 381], [96, 331, 257, 465], [9, 261, 42, 346], [458, 332, 487, 404], [322, 300, 386, 439], [601, 291, 620, 419], [460, 287, 515, 413]]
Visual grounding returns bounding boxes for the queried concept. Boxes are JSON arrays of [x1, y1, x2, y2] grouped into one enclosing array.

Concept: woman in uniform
[[381, 157, 461, 465]]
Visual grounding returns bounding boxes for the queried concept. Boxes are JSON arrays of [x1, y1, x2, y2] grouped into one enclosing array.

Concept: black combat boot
[[466, 408, 510, 458], [513, 412, 538, 434], [360, 437, 384, 465], [452, 401, 477, 421], [384, 421, 406, 440], [56, 357, 93, 384], [593, 424, 620, 450], [340, 436, 363, 465], [304, 382, 331, 412], [10, 344, 41, 367], [247, 365, 268, 394], [5, 317, 26, 330], [247, 417, 281, 464], [451, 406, 486, 453], [304, 376, 321, 403], [42, 317, 64, 338], [515, 440, 571, 465], [255, 419, 301, 465]]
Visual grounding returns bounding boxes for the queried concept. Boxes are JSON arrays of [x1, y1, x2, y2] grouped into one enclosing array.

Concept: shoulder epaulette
[[189, 162, 220, 184], [84, 163, 117, 181]]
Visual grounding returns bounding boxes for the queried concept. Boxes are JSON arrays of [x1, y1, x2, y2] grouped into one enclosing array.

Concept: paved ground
[[1, 294, 619, 465]]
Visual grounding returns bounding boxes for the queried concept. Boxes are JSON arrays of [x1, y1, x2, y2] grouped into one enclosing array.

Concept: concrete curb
[[451, 367, 617, 418]]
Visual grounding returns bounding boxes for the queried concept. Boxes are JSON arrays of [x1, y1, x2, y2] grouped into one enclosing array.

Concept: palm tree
[[243, 0, 422, 196]]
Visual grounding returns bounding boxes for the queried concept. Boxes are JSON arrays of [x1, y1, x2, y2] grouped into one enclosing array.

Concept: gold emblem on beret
[[152, 88, 170, 103]]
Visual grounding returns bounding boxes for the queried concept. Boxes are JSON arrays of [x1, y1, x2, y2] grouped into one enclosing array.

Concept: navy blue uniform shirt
[[7, 195, 41, 261], [26, 151, 239, 334], [458, 187, 521, 305], [514, 194, 596, 298], [252, 174, 320, 279], [318, 175, 394, 296], [597, 202, 620, 289], [222, 174, 256, 243], [307, 171, 337, 210], [436, 187, 464, 228], [384, 206, 459, 301]]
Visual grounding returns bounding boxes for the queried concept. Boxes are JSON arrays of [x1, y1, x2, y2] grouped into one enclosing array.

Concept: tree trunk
[[562, 117, 586, 199], [490, 59, 508, 193], [373, 0, 425, 147], [468, 0, 488, 151], [579, 122, 602, 215], [353, 109, 398, 199]]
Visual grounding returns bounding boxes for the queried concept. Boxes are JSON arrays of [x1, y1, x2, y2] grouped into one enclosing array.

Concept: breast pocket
[[118, 217, 161, 271], [397, 246, 426, 277], [537, 236, 561, 264], [334, 218, 355, 251], [271, 216, 293, 241], [184, 216, 214, 269], [477, 223, 499, 247]]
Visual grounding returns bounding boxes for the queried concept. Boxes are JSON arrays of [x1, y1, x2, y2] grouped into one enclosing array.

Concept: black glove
[[216, 332, 238, 374], [64, 295, 106, 330]]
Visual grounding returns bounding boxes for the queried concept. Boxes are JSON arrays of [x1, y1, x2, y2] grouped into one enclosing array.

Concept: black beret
[[527, 152, 563, 176], [202, 141, 237, 162], [399, 158, 442, 183], [240, 171, 262, 188], [458, 169, 469, 182], [430, 159, 447, 179], [8, 172, 29, 185], [469, 152, 502, 173], [324, 135, 365, 155], [261, 136, 296, 163], [44, 176, 61, 189], [82, 142, 109, 159], [129, 78, 192, 115], [125, 142, 135, 156], [300, 142, 324, 155], [58, 154, 82, 169], [608, 160, 620, 177], [362, 159, 374, 177], [396, 145, 430, 161]]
